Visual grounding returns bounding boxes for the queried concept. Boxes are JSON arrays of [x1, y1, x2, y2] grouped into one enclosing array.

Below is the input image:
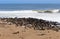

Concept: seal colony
[[1, 17, 60, 32]]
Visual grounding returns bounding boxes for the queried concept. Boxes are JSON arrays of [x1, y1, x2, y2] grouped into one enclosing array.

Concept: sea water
[[0, 4, 60, 22], [0, 4, 60, 10]]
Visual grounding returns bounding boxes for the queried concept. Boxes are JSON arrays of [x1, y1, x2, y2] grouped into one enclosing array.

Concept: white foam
[[49, 9, 60, 13], [0, 10, 60, 22]]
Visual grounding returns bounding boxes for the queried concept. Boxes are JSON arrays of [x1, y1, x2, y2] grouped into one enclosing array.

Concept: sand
[[0, 20, 60, 39]]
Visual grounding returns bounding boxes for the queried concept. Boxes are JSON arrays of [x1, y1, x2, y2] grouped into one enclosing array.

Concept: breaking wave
[[0, 10, 60, 22]]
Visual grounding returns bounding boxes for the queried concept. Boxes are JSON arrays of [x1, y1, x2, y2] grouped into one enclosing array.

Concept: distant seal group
[[1, 17, 60, 31]]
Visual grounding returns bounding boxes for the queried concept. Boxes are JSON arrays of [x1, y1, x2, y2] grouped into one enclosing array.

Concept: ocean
[[0, 4, 60, 22], [0, 4, 60, 10]]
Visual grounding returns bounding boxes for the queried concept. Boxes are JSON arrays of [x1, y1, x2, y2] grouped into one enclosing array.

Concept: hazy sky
[[0, 0, 60, 4]]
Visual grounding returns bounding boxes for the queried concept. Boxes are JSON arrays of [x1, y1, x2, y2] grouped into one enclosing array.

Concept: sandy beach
[[0, 18, 60, 39], [0, 1, 60, 39]]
